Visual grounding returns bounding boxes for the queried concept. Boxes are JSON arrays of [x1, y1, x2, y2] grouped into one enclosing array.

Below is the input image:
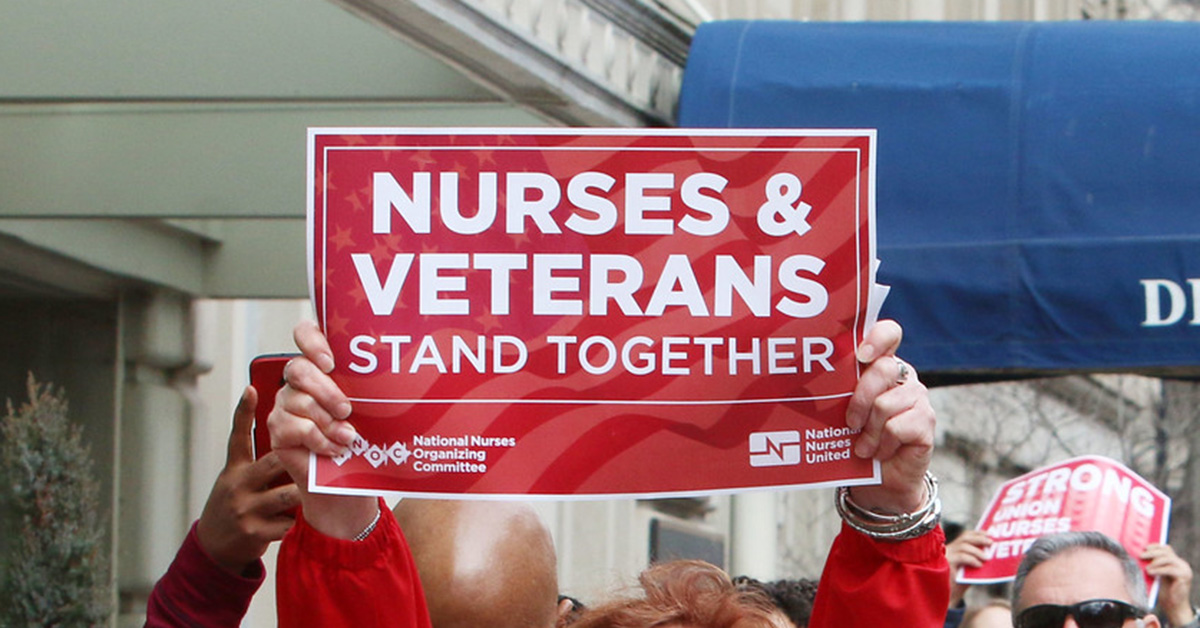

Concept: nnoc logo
[[748, 431, 802, 467]]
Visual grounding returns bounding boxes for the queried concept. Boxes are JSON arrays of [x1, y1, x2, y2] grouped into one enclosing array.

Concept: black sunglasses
[[1015, 599, 1146, 628]]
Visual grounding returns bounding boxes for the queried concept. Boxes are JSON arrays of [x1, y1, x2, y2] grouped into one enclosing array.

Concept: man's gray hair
[[1011, 531, 1148, 611]]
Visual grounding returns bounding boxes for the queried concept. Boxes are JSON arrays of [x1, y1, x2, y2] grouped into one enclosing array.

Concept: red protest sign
[[961, 455, 1170, 598], [307, 128, 879, 498]]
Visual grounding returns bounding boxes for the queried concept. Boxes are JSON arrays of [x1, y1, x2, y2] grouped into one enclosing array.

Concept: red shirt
[[276, 498, 432, 628], [811, 522, 950, 627]]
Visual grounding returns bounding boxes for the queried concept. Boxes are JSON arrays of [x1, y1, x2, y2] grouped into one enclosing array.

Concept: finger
[[1141, 550, 1175, 567], [275, 381, 357, 447], [951, 553, 986, 569], [960, 545, 989, 562], [284, 357, 352, 420], [269, 404, 353, 457], [256, 516, 296, 544], [1145, 556, 1189, 578], [1141, 553, 1175, 569], [225, 386, 259, 465], [274, 447, 311, 490], [846, 358, 902, 430], [846, 354, 916, 431], [961, 530, 994, 547], [1147, 565, 1188, 583], [295, 319, 336, 374], [254, 482, 302, 518], [1141, 550, 1188, 575], [866, 397, 935, 462], [241, 451, 292, 489], [856, 319, 903, 363], [853, 380, 931, 459], [949, 540, 989, 558], [1142, 545, 1178, 561]]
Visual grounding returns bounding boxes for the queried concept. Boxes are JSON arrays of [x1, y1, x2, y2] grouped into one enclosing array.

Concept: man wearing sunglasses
[[1011, 531, 1155, 628]]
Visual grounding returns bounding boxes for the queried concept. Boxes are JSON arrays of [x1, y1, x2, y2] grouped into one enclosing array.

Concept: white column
[[729, 491, 778, 580], [116, 290, 195, 624]]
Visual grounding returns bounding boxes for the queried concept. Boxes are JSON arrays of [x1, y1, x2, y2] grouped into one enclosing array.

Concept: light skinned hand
[[1142, 543, 1195, 627], [843, 320, 936, 514], [196, 385, 300, 575], [945, 530, 993, 606], [268, 320, 377, 539]]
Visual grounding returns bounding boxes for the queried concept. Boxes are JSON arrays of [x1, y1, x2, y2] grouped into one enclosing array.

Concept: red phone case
[[248, 353, 298, 460]]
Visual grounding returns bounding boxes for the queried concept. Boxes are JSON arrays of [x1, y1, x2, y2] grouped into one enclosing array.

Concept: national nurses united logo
[[748, 431, 802, 467], [748, 427, 858, 467]]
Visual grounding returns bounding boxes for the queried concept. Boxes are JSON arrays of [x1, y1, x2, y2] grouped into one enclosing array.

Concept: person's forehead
[[1018, 547, 1134, 609]]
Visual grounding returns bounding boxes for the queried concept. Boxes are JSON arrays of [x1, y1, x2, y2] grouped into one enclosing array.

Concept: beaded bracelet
[[352, 506, 383, 542], [834, 471, 942, 541]]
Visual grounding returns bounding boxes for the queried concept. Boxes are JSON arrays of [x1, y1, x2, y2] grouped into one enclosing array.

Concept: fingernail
[[318, 353, 335, 374], [857, 344, 876, 363], [335, 402, 352, 420], [854, 440, 873, 458]]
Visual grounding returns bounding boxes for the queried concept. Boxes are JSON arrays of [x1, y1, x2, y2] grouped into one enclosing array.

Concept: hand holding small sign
[[267, 320, 373, 539], [844, 319, 936, 515], [1142, 544, 1197, 627]]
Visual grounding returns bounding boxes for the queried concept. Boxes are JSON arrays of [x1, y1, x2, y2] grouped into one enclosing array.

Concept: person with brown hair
[[571, 560, 791, 628]]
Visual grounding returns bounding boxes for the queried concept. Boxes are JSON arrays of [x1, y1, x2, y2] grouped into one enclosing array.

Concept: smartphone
[[248, 353, 299, 460]]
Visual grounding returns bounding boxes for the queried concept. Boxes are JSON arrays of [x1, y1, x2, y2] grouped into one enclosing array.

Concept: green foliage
[[0, 374, 111, 627]]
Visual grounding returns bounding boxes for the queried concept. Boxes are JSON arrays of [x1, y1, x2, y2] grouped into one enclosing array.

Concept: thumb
[[225, 385, 259, 465], [857, 319, 903, 363]]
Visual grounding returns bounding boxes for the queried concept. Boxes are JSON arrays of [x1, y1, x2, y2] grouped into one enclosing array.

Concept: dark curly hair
[[732, 575, 817, 627]]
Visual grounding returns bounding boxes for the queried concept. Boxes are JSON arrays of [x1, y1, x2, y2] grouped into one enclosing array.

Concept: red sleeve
[[145, 520, 264, 627], [809, 522, 950, 628], [276, 497, 432, 628]]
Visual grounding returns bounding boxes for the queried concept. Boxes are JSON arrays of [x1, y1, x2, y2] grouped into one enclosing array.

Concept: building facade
[[2, 0, 1196, 624]]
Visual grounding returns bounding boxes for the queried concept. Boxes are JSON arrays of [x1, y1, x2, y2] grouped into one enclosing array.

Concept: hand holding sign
[[1142, 544, 1197, 627], [946, 530, 993, 607], [269, 321, 357, 472], [844, 320, 936, 514], [267, 329, 380, 540]]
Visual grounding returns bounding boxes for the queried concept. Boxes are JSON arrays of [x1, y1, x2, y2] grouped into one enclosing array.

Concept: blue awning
[[679, 20, 1200, 379]]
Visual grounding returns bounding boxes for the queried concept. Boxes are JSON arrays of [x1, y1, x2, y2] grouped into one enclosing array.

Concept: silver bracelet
[[835, 471, 942, 541], [352, 506, 382, 542]]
